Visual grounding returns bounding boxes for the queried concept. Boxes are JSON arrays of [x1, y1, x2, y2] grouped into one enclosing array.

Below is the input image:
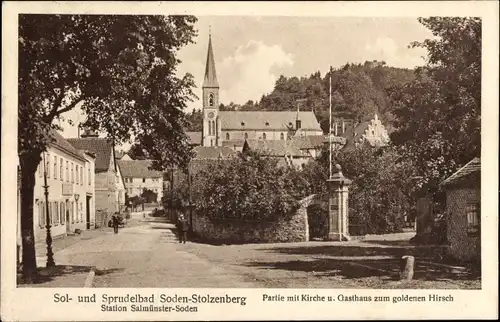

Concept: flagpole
[[329, 66, 332, 179]]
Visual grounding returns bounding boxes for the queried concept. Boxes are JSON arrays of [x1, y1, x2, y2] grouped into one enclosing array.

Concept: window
[[66, 161, 69, 182], [262, 133, 267, 140], [209, 93, 214, 107], [39, 201, 45, 228], [80, 166, 83, 185], [88, 165, 91, 186], [38, 163, 42, 177], [208, 120, 212, 135], [280, 133, 285, 140], [80, 202, 83, 222], [211, 139, 214, 146], [60, 202, 65, 225], [466, 203, 480, 235], [71, 163, 74, 183], [226, 133, 230, 140], [71, 202, 75, 224], [244, 133, 248, 139], [54, 156, 57, 179], [265, 122, 269, 126], [53, 202, 59, 225], [76, 166, 79, 184], [46, 154, 50, 178], [60, 158, 63, 181], [143, 178, 146, 183]]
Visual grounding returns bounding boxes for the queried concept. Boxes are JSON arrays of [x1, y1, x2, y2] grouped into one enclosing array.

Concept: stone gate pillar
[[326, 164, 352, 241]]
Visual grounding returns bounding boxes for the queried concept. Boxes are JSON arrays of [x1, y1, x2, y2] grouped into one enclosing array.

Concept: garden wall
[[191, 206, 309, 244]]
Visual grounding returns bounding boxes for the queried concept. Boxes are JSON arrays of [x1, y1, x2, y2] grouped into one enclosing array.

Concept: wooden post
[[400, 255, 415, 281]]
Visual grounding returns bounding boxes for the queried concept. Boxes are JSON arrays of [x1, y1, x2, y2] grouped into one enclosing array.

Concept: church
[[186, 34, 324, 158], [186, 33, 391, 166]]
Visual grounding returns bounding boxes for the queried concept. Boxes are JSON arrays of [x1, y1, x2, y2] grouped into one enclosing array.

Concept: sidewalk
[[19, 222, 141, 287]]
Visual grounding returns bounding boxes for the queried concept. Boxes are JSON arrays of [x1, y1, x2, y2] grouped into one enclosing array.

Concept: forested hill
[[185, 60, 416, 133]]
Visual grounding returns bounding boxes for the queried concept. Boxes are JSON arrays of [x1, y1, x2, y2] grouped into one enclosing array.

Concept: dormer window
[[241, 122, 245, 126], [288, 122, 293, 127], [265, 122, 269, 126]]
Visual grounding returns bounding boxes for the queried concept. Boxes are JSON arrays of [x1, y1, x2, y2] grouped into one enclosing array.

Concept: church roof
[[203, 34, 219, 88], [219, 111, 322, 131]]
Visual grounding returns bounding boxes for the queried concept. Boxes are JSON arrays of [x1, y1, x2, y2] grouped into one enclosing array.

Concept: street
[[35, 221, 480, 289], [48, 222, 259, 288]]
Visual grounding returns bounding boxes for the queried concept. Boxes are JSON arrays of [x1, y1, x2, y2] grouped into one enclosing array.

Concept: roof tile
[[67, 138, 114, 172]]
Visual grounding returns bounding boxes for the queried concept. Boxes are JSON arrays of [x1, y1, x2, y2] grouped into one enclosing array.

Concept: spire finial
[[209, 25, 211, 37]]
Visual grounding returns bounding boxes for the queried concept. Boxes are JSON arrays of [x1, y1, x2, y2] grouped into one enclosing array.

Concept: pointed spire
[[203, 31, 219, 88]]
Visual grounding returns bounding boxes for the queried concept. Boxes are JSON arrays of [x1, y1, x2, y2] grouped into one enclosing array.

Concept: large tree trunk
[[19, 152, 41, 282]]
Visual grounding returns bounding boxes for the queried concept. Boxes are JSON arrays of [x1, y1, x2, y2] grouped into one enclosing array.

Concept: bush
[[191, 152, 302, 222]]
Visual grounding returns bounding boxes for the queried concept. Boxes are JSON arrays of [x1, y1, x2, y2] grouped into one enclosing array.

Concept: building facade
[[29, 130, 96, 242], [118, 160, 164, 202], [68, 132, 125, 214], [441, 158, 481, 262]]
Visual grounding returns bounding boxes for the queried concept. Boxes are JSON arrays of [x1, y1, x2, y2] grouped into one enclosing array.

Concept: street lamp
[[42, 153, 55, 268]]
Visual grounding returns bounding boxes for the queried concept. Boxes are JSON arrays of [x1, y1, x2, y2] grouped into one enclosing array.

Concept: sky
[[60, 16, 433, 148]]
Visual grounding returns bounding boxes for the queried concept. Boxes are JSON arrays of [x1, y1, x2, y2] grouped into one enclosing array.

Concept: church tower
[[202, 31, 220, 147]]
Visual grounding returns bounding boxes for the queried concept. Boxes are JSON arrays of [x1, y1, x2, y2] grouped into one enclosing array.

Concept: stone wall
[[192, 206, 309, 244], [446, 187, 480, 262]]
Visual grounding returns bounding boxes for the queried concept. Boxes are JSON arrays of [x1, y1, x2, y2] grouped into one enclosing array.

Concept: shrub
[[191, 152, 302, 222]]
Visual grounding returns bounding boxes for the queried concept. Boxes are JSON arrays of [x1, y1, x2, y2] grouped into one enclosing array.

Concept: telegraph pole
[[42, 153, 55, 268]]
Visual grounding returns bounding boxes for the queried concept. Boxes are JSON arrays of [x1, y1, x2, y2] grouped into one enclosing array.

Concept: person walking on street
[[112, 212, 120, 234], [176, 214, 189, 244]]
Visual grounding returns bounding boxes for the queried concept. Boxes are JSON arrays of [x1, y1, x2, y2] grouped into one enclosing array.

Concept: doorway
[[86, 196, 91, 229]]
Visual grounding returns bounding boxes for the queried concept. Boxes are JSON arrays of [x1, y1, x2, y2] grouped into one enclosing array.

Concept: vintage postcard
[[1, 1, 498, 321]]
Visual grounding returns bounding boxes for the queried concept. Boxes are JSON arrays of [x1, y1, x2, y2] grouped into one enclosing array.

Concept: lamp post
[[42, 153, 55, 268]]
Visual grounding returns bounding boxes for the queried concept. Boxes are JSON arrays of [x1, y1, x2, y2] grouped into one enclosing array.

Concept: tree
[[18, 14, 197, 280], [185, 108, 204, 131], [302, 144, 417, 234], [127, 142, 150, 160], [389, 17, 481, 193], [191, 153, 302, 222]]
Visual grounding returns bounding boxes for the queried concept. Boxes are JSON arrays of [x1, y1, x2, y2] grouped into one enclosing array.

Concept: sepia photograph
[[2, 1, 498, 321], [14, 13, 483, 289]]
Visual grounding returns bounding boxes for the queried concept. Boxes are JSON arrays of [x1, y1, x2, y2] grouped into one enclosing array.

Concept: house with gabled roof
[[18, 129, 96, 244], [117, 159, 164, 203], [67, 131, 126, 218], [441, 158, 481, 262]]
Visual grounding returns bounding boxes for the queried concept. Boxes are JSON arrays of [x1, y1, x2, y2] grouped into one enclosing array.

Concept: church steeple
[[202, 30, 221, 147], [203, 31, 219, 88]]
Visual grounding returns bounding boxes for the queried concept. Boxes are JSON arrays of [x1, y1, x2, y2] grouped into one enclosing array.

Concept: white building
[[28, 130, 96, 242], [117, 160, 164, 203]]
